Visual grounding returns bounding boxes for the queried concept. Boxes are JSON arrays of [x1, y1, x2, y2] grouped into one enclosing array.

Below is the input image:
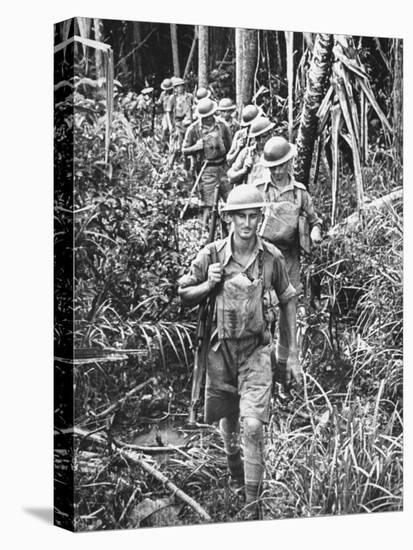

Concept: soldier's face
[[270, 160, 290, 183], [231, 209, 261, 240]]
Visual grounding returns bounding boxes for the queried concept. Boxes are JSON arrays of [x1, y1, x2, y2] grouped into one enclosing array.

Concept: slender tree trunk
[[132, 22, 143, 87], [392, 38, 403, 183], [235, 28, 244, 110], [198, 25, 209, 87], [294, 33, 334, 187], [241, 29, 258, 106], [93, 18, 104, 79], [183, 26, 198, 78], [285, 31, 294, 141], [170, 24, 180, 77]]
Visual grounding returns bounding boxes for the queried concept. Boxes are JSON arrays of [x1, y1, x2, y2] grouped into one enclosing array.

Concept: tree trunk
[[132, 22, 144, 88], [241, 29, 258, 105], [93, 18, 104, 80], [235, 28, 244, 110], [294, 33, 334, 187], [198, 25, 209, 87], [170, 24, 180, 77], [392, 38, 403, 184], [285, 31, 294, 141], [183, 26, 198, 78]]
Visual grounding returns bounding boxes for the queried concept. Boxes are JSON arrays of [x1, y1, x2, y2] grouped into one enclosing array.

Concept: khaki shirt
[[179, 234, 296, 305], [256, 176, 322, 229]]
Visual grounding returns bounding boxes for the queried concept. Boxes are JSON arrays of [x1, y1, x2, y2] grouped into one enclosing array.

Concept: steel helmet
[[160, 78, 173, 91], [261, 136, 297, 167], [172, 77, 186, 87], [196, 97, 217, 118], [217, 98, 236, 111], [221, 184, 265, 212], [196, 87, 211, 100], [241, 104, 260, 127], [249, 117, 275, 138]]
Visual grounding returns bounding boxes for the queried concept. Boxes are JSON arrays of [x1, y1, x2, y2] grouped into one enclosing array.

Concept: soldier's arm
[[302, 190, 322, 243], [226, 130, 246, 166], [178, 248, 222, 307], [182, 125, 202, 155], [227, 148, 248, 184]]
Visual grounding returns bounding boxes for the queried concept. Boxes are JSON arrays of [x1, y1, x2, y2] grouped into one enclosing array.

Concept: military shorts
[[199, 164, 231, 207], [204, 334, 272, 424]]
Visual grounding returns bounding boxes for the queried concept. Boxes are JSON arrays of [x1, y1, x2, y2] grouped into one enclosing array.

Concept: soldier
[[136, 86, 154, 137], [256, 136, 322, 391], [228, 116, 275, 187], [217, 98, 239, 139], [169, 77, 194, 152], [226, 104, 262, 167], [182, 97, 232, 230], [178, 184, 300, 519], [157, 78, 174, 149]]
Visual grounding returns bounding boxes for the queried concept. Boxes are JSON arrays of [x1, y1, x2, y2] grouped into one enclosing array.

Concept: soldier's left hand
[[286, 350, 303, 387], [310, 226, 322, 244]]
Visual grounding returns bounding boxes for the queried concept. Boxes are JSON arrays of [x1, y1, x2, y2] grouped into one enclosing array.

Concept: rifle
[[179, 159, 209, 220], [188, 183, 220, 425]]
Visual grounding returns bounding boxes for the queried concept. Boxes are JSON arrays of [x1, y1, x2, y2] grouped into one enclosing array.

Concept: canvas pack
[[54, 17, 403, 532]]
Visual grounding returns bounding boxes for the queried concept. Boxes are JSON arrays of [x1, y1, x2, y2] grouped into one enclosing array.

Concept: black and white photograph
[[52, 14, 404, 533]]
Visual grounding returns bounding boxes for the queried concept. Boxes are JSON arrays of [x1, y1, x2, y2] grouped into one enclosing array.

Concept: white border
[[1, 1, 410, 548]]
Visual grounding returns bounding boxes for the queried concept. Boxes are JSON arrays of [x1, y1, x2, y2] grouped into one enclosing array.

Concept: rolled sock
[[220, 418, 240, 455], [226, 449, 244, 481], [220, 417, 243, 480], [276, 343, 289, 363], [243, 420, 264, 505]]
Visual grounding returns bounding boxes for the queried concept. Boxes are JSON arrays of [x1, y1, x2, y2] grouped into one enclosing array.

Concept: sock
[[243, 419, 264, 505], [220, 417, 243, 481], [226, 449, 244, 482]]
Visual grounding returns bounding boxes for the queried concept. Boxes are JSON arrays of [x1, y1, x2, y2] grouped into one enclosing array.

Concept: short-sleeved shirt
[[183, 118, 232, 161], [256, 176, 322, 229], [170, 92, 194, 124], [158, 90, 173, 113], [230, 146, 270, 186], [179, 234, 296, 305]]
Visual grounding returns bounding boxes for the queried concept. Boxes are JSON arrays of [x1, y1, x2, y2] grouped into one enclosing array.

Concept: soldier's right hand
[[207, 263, 223, 288], [244, 155, 253, 169], [194, 138, 204, 151]]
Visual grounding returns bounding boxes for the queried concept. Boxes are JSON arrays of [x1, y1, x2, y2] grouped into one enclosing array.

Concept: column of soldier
[[137, 76, 323, 521]]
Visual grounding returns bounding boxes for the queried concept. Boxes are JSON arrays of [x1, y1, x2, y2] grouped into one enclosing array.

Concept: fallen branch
[[328, 188, 402, 238], [117, 446, 212, 521], [71, 428, 211, 521], [91, 377, 156, 420]]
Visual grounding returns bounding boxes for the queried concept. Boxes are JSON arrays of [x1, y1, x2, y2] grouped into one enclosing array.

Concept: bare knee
[[243, 417, 263, 445]]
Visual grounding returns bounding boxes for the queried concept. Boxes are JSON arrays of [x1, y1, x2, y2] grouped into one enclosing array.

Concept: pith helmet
[[172, 77, 186, 87], [161, 78, 173, 91], [221, 184, 265, 212], [196, 87, 211, 100], [240, 104, 260, 127], [217, 98, 236, 111], [249, 117, 275, 138], [261, 136, 297, 167], [196, 97, 217, 118]]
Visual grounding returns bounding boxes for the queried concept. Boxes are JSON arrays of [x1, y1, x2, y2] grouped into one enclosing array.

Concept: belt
[[205, 157, 226, 167]]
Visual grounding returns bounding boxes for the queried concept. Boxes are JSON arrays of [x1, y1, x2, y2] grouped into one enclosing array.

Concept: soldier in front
[[178, 184, 301, 519]]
